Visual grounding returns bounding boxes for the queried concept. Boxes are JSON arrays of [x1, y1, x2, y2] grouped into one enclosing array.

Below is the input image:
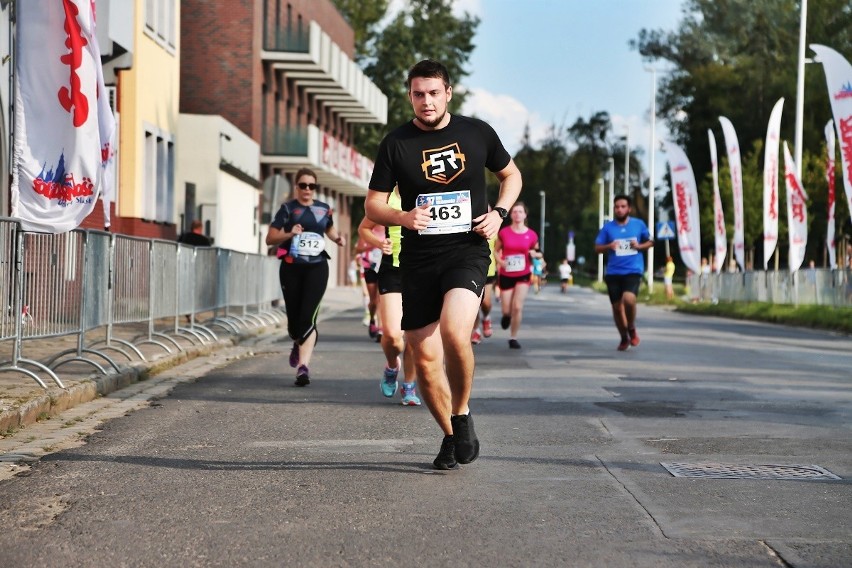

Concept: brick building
[[179, 0, 386, 283]]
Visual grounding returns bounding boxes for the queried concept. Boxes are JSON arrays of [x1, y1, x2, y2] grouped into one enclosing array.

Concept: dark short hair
[[614, 194, 632, 207], [294, 167, 317, 183], [406, 59, 451, 90]]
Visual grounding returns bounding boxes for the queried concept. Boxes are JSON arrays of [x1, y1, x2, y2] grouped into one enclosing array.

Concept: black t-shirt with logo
[[369, 114, 511, 256]]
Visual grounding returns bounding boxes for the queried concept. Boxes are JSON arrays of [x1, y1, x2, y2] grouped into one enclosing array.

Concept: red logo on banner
[[33, 152, 95, 205], [834, 82, 852, 100], [675, 181, 690, 234], [840, 116, 852, 187], [58, 0, 90, 127]]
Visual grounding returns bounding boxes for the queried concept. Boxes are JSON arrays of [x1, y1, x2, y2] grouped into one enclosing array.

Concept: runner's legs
[[509, 282, 530, 338], [405, 322, 449, 433], [439, 288, 481, 413], [379, 291, 404, 368]]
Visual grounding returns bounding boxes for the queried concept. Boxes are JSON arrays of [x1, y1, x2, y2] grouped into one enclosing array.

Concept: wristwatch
[[494, 207, 508, 219]]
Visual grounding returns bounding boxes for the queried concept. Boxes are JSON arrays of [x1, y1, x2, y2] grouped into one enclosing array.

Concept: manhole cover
[[661, 461, 841, 480]]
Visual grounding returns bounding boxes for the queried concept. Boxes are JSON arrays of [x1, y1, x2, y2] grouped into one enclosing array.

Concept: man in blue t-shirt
[[595, 194, 654, 351]]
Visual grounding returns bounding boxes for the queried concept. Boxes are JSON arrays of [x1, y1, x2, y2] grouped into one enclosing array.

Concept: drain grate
[[661, 461, 841, 481]]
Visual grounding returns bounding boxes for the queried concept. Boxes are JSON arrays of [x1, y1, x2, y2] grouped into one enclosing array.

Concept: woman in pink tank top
[[494, 202, 541, 349]]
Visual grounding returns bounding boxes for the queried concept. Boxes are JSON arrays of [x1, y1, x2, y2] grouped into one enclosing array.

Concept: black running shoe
[[500, 315, 511, 330], [451, 414, 480, 464], [295, 365, 310, 386], [508, 339, 521, 349], [433, 435, 457, 470]]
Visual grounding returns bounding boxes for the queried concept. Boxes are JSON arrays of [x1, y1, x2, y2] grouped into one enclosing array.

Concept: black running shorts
[[497, 272, 531, 290], [363, 268, 379, 285], [378, 263, 402, 295], [400, 241, 490, 330], [604, 273, 641, 303]]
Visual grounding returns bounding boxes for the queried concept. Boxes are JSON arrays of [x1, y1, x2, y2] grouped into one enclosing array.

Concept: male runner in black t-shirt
[[366, 59, 522, 469]]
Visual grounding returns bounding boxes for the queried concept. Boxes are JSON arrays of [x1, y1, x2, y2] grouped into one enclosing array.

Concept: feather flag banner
[[11, 0, 114, 233]]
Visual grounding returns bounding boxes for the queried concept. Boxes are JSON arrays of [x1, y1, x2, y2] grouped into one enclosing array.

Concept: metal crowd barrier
[[688, 268, 852, 306], [0, 217, 284, 389]]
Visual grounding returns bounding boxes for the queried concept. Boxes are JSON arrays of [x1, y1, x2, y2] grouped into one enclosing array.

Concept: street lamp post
[[598, 177, 604, 282], [539, 190, 546, 253], [623, 127, 630, 196], [794, 0, 808, 178], [645, 67, 658, 293], [607, 157, 615, 220]]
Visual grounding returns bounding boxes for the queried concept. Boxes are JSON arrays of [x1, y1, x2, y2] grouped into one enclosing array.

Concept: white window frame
[[143, 124, 175, 223], [144, 0, 176, 52]]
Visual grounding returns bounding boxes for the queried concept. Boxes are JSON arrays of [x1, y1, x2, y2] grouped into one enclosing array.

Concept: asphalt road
[[0, 284, 850, 567]]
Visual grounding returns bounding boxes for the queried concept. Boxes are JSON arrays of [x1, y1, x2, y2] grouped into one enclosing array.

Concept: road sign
[[656, 221, 676, 240]]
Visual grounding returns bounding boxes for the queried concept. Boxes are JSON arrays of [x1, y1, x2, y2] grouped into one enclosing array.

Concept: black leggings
[[279, 261, 329, 343]]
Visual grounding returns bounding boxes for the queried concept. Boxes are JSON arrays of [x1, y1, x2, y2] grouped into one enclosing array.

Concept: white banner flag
[[663, 141, 702, 274], [11, 0, 110, 233], [763, 98, 784, 268], [826, 120, 837, 269], [97, 44, 117, 229], [783, 142, 809, 273], [719, 116, 745, 270], [708, 130, 727, 273], [811, 44, 852, 226]]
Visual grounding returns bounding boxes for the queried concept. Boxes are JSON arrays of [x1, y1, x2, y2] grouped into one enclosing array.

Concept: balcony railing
[[262, 125, 308, 156], [263, 8, 310, 53]]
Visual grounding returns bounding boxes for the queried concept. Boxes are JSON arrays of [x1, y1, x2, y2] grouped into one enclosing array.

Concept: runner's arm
[[325, 224, 345, 248], [365, 189, 430, 231], [357, 216, 386, 249], [493, 234, 505, 269], [633, 238, 654, 251], [473, 159, 522, 239]]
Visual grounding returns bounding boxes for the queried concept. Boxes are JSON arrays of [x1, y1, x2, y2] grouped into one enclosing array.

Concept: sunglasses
[[297, 182, 318, 190]]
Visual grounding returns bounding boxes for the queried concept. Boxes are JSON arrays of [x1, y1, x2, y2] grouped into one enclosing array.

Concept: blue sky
[[391, 0, 683, 187], [457, 0, 685, 159], [385, 0, 687, 178]]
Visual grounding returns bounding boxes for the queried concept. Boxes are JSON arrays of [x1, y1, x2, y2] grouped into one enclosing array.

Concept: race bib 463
[[416, 190, 472, 235]]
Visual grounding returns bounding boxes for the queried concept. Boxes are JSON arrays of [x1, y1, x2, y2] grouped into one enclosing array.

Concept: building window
[[144, 0, 176, 51], [143, 126, 175, 223]]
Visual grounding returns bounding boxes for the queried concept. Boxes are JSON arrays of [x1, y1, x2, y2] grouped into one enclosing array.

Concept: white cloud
[[460, 87, 550, 156]]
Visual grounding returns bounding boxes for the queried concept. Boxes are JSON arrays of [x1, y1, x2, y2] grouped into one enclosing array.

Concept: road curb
[[0, 331, 256, 436]]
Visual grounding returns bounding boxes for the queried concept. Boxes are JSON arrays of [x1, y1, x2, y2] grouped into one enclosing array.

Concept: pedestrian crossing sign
[[656, 221, 676, 240]]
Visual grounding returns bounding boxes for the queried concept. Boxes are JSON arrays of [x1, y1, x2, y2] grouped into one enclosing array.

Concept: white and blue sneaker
[[381, 358, 400, 397], [400, 383, 421, 406]]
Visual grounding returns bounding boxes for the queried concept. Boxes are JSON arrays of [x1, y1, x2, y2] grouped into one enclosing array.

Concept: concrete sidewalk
[[0, 286, 364, 436]]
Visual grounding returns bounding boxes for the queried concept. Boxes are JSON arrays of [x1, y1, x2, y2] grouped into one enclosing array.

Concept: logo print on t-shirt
[[310, 206, 328, 221], [421, 143, 466, 184]]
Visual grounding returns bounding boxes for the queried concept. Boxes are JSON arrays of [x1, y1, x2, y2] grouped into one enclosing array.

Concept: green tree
[[334, 0, 479, 158], [332, 0, 389, 62], [507, 112, 649, 271], [333, 0, 479, 236], [633, 0, 852, 268]]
